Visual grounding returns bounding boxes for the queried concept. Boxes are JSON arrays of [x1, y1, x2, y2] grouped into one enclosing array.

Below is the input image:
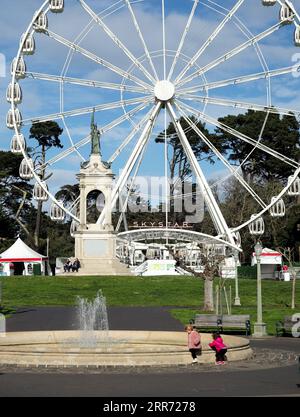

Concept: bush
[[237, 265, 257, 279]]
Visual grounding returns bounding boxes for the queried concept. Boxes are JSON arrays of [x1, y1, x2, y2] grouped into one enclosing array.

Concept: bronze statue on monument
[[91, 110, 102, 156], [81, 110, 111, 169]]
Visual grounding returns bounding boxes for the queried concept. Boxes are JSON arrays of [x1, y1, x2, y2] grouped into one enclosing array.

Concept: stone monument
[[74, 112, 130, 275]]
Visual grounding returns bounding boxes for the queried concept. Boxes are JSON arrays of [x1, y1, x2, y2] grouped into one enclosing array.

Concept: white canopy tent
[[251, 247, 282, 279], [0, 238, 48, 276]]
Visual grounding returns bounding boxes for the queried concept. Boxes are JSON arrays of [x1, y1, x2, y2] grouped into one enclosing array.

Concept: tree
[[0, 151, 33, 240], [156, 116, 227, 223], [29, 121, 63, 248], [214, 110, 300, 182], [183, 249, 225, 312], [55, 184, 79, 205]]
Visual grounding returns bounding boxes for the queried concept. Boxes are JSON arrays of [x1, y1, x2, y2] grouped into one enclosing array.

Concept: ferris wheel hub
[[154, 80, 175, 102]]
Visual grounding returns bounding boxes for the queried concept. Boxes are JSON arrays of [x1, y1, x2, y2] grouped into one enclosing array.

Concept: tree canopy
[[214, 110, 300, 182]]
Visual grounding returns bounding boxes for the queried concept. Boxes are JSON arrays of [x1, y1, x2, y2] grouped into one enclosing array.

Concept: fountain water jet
[[76, 290, 109, 348]]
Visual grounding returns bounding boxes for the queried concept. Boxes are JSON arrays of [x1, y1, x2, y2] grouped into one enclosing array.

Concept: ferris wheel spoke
[[177, 19, 291, 88], [101, 99, 152, 134], [175, 102, 267, 209], [116, 135, 149, 232], [108, 105, 156, 163], [124, 0, 159, 81], [41, 100, 152, 169], [178, 94, 300, 119], [97, 102, 162, 225], [177, 100, 299, 169], [162, 0, 167, 80], [78, 0, 156, 85], [210, 112, 270, 190], [22, 96, 152, 126], [174, 0, 245, 85], [286, 0, 300, 22], [177, 65, 298, 95], [68, 196, 80, 213], [43, 135, 91, 169], [167, 0, 200, 81], [25, 71, 148, 94], [166, 102, 236, 246], [43, 28, 153, 91]]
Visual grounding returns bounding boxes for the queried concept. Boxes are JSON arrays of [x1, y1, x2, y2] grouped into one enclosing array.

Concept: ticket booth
[[251, 248, 282, 279]]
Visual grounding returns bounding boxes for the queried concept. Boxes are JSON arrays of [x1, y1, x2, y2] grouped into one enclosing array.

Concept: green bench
[[192, 314, 251, 335], [219, 315, 251, 336], [192, 314, 221, 331]]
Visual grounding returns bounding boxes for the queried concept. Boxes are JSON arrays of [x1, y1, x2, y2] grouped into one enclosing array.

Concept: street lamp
[[253, 240, 267, 337], [234, 250, 241, 306]]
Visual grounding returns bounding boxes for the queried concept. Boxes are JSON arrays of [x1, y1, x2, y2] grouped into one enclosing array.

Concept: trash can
[[33, 264, 42, 276], [283, 272, 290, 281]]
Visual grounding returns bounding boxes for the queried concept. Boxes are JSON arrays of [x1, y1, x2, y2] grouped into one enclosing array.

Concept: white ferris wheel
[[7, 0, 300, 252]]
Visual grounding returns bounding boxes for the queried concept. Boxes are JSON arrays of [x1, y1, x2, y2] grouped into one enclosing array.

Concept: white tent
[[0, 238, 48, 276]]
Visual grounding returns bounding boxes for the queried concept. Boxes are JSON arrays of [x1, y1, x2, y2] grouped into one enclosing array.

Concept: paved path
[[0, 307, 299, 397], [6, 306, 184, 332]]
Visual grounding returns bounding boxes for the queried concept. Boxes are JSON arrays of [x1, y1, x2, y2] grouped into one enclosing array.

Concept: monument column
[[79, 183, 87, 227]]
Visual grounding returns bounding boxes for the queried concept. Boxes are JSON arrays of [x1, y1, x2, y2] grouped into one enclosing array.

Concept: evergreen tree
[[214, 110, 300, 182]]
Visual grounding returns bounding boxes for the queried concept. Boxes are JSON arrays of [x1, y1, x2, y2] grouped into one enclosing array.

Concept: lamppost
[[234, 250, 241, 306], [253, 240, 267, 337]]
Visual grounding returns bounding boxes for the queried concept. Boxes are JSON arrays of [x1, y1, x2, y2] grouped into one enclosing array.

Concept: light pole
[[234, 250, 241, 306], [253, 240, 267, 337]]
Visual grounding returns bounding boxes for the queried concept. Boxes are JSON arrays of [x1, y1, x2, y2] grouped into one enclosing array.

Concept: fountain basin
[[0, 331, 253, 367]]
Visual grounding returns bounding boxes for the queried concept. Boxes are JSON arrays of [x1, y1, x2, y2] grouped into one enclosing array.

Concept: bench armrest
[[245, 320, 251, 336]]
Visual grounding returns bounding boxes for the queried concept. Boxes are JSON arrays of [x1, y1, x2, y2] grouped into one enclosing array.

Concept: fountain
[[0, 290, 253, 367], [76, 290, 109, 348]]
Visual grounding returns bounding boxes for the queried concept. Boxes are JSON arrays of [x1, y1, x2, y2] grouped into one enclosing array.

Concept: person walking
[[186, 325, 201, 364], [209, 332, 227, 365]]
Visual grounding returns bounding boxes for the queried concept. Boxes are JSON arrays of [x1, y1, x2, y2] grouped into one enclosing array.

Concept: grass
[[0, 275, 299, 335], [0, 275, 202, 307]]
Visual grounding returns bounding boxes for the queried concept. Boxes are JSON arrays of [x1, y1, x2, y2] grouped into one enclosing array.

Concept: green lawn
[[0, 275, 299, 335]]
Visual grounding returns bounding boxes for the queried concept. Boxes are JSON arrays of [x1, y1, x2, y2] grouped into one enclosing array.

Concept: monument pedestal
[[74, 228, 131, 276]]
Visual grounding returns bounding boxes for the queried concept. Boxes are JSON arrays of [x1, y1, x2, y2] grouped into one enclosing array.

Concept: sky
[[1, 0, 300, 213]]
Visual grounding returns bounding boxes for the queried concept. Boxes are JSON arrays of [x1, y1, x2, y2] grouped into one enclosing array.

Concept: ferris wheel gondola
[[10, 133, 26, 154], [19, 158, 34, 179]]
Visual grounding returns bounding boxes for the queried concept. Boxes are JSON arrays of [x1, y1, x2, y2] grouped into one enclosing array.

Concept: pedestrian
[[72, 258, 81, 273], [64, 259, 71, 273], [185, 324, 201, 364], [209, 332, 227, 365]]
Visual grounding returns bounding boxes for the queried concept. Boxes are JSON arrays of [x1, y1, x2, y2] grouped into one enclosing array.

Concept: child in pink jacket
[[209, 332, 227, 365], [186, 325, 202, 363]]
